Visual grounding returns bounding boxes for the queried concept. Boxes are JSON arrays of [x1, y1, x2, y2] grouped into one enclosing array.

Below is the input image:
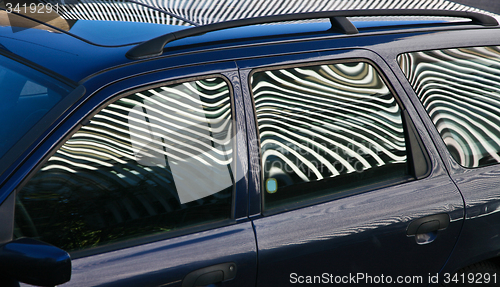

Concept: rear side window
[[15, 77, 235, 252], [251, 61, 411, 211], [399, 47, 500, 168]]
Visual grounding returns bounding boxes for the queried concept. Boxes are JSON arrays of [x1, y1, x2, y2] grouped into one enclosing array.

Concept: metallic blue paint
[[373, 28, 500, 277], [0, 24, 130, 82], [67, 20, 189, 46], [2, 13, 500, 286], [0, 238, 71, 286], [65, 224, 256, 287]]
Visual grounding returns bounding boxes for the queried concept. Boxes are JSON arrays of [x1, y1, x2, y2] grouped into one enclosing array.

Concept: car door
[[237, 49, 464, 286], [397, 44, 500, 276], [0, 61, 257, 287]]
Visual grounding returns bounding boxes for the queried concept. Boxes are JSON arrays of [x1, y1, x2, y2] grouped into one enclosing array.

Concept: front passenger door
[[13, 69, 256, 287]]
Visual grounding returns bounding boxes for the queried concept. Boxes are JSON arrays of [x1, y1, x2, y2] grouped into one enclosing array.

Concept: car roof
[[2, 0, 499, 83]]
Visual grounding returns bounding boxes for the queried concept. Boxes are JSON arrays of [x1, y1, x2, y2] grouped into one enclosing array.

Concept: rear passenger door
[[237, 49, 464, 286], [398, 45, 500, 274], [10, 63, 256, 286]]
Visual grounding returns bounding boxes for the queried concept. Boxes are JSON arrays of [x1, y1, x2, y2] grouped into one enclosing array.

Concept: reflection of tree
[[16, 162, 232, 251]]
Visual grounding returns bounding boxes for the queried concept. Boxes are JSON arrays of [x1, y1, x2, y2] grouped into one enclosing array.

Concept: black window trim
[[13, 74, 239, 259], [246, 57, 431, 216]]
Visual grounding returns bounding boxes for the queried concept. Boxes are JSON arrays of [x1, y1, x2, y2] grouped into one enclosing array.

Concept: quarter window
[[399, 47, 500, 168], [251, 62, 410, 210], [0, 54, 73, 159], [15, 77, 235, 251]]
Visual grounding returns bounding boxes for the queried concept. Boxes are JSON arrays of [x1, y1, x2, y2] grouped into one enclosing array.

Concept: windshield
[[0, 53, 74, 160]]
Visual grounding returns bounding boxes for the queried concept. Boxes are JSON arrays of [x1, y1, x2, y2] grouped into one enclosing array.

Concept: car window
[[14, 77, 235, 252], [399, 47, 500, 168], [250, 61, 410, 211], [0, 53, 73, 160]]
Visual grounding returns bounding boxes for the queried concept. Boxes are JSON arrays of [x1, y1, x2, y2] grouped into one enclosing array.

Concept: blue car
[[2, 1, 500, 286]]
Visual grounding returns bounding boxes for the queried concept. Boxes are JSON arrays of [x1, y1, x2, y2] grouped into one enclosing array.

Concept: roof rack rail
[[126, 9, 498, 60]]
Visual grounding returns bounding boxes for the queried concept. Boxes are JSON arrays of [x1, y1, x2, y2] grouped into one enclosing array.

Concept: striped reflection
[[44, 0, 193, 26], [16, 77, 233, 251], [134, 0, 497, 25], [399, 47, 500, 168], [252, 62, 407, 203], [41, 0, 496, 27]]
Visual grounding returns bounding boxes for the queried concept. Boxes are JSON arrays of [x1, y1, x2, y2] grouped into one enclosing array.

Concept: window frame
[[13, 74, 239, 259], [247, 58, 431, 215]]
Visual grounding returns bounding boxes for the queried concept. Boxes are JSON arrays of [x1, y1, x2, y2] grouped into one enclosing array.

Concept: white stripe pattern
[[41, 0, 498, 26], [253, 62, 407, 187], [399, 47, 500, 168]]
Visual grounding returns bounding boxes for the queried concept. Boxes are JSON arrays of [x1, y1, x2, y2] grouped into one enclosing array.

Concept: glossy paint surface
[[253, 175, 462, 286], [3, 16, 500, 286], [65, 223, 256, 287], [1, 238, 71, 286], [67, 20, 189, 46], [373, 28, 500, 275], [237, 49, 463, 285]]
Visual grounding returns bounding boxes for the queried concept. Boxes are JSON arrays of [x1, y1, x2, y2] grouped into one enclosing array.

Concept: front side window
[[251, 61, 410, 211], [15, 77, 235, 252], [399, 47, 500, 168]]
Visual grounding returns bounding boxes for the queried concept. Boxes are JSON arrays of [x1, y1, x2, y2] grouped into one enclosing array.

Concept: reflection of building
[[254, 62, 406, 187], [148, 0, 498, 25], [42, 0, 499, 26], [8, 0, 496, 32], [17, 78, 234, 250], [400, 47, 500, 168], [51, 0, 192, 25]]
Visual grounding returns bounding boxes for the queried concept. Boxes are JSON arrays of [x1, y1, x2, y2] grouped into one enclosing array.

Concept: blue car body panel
[[68, 223, 257, 287], [2, 9, 500, 286], [238, 48, 463, 285], [373, 27, 500, 275]]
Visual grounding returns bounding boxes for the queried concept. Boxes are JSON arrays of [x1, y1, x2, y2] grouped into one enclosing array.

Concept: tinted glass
[[0, 54, 73, 159], [15, 77, 234, 251], [251, 62, 408, 210], [399, 47, 500, 168]]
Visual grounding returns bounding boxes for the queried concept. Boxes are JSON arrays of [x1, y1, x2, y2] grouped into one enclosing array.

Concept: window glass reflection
[[399, 47, 500, 168], [251, 62, 408, 210], [15, 77, 234, 251]]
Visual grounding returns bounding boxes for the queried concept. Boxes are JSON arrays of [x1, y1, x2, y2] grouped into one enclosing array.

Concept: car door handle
[[407, 214, 450, 236], [182, 262, 237, 287]]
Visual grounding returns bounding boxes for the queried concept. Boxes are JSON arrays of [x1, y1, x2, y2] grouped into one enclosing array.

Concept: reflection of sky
[[68, 20, 186, 45]]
